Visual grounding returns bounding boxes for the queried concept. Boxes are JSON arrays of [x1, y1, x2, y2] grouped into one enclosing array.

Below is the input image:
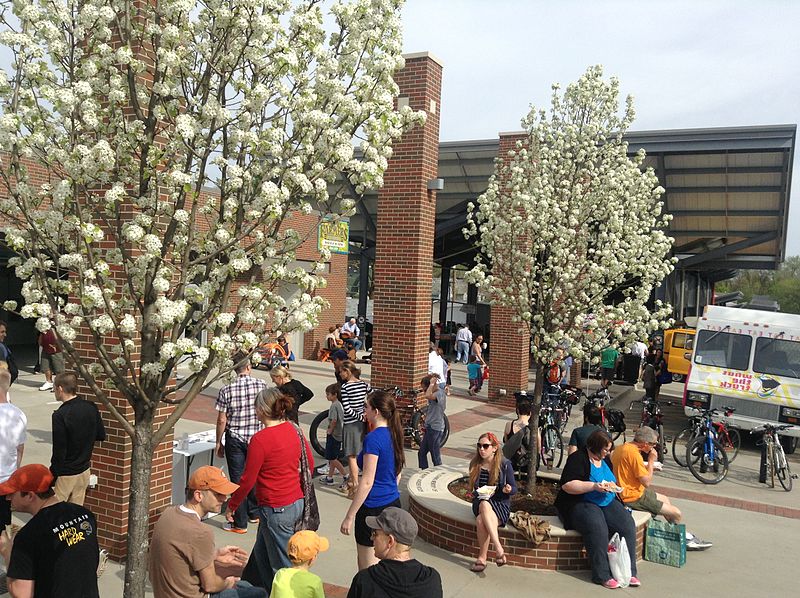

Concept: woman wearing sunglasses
[[554, 429, 639, 589], [467, 432, 516, 572]]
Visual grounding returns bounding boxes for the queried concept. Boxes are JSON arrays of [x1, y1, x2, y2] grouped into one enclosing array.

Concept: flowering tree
[[465, 66, 674, 478], [0, 0, 421, 595]]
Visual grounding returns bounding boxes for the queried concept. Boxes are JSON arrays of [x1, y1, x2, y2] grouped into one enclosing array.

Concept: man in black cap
[[347, 507, 442, 598]]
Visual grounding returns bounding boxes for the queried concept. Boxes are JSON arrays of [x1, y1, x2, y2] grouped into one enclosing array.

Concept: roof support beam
[[670, 209, 780, 217], [667, 185, 782, 193], [677, 231, 778, 268]]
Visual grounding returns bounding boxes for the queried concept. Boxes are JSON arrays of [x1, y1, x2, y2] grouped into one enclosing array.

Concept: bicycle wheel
[[542, 425, 563, 469], [309, 411, 329, 458], [411, 410, 424, 446], [718, 427, 741, 463], [686, 436, 729, 484], [441, 415, 450, 447], [775, 444, 793, 492], [672, 426, 697, 467]]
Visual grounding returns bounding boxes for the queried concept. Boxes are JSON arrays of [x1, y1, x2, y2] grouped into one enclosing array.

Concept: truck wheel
[[781, 435, 798, 455]]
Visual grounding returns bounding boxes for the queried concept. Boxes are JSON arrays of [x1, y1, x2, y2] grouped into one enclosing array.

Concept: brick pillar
[[487, 132, 531, 407], [371, 52, 442, 392]]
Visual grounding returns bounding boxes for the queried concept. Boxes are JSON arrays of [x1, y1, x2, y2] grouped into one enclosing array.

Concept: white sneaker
[[316, 464, 330, 475], [39, 382, 53, 391], [686, 533, 712, 551]]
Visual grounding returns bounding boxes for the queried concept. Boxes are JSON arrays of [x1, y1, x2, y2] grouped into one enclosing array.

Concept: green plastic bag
[[644, 519, 686, 568]]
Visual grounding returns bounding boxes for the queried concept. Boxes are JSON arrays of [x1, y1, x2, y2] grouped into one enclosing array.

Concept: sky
[[401, 0, 800, 259]]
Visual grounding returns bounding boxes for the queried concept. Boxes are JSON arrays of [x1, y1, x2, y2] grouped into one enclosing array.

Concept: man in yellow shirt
[[611, 427, 712, 551]]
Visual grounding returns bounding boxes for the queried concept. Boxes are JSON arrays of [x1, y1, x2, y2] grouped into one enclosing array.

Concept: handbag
[[644, 519, 686, 567], [291, 423, 320, 531], [607, 532, 632, 587]]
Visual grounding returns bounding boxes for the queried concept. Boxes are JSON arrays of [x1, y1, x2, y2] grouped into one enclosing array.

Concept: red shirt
[[228, 422, 314, 510]]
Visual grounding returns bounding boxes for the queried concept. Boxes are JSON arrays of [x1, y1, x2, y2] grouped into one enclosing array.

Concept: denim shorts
[[325, 436, 345, 461]]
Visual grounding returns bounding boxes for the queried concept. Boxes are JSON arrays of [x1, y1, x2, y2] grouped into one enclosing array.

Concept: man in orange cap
[[149, 466, 266, 597], [0, 463, 100, 597]]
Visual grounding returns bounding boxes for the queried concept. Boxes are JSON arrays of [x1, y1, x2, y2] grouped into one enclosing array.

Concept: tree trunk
[[526, 363, 546, 487], [123, 406, 156, 598]]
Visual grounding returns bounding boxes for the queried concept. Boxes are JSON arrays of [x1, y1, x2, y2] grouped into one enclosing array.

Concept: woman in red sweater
[[225, 387, 313, 589]]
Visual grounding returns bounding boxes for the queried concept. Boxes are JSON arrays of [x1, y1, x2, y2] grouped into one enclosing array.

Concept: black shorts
[[601, 367, 615, 381], [325, 436, 344, 461], [0, 495, 10, 531], [354, 498, 401, 547]]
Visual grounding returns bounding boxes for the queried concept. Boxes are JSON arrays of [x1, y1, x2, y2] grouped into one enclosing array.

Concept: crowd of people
[[0, 320, 714, 596]]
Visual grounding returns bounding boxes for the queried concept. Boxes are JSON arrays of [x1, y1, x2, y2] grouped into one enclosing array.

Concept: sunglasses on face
[[477, 443, 494, 450]]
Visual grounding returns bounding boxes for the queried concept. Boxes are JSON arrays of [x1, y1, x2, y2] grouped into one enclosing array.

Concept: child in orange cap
[[269, 530, 329, 598]]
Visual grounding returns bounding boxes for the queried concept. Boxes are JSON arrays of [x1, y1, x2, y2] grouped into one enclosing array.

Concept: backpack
[[606, 408, 626, 433], [546, 361, 561, 384], [503, 424, 531, 469]]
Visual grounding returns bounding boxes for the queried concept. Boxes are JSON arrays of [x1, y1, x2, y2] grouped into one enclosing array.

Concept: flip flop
[[495, 554, 508, 567], [470, 561, 487, 573]]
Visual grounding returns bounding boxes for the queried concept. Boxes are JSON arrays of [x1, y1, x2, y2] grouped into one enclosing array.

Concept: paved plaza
[[2, 357, 797, 596]]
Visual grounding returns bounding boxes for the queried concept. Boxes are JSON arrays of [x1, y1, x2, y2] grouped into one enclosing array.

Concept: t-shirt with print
[[357, 427, 400, 508], [270, 567, 325, 598], [7, 501, 99, 598], [148, 505, 215, 598], [328, 401, 345, 442], [0, 402, 27, 482], [610, 442, 647, 503]]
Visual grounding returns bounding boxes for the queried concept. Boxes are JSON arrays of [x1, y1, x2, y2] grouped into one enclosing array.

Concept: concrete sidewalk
[[2, 358, 796, 596]]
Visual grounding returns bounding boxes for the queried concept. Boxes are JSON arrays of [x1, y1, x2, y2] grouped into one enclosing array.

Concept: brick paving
[[658, 486, 800, 520]]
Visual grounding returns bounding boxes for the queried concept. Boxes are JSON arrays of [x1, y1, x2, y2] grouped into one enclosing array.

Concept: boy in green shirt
[[270, 530, 328, 598], [600, 344, 619, 389]]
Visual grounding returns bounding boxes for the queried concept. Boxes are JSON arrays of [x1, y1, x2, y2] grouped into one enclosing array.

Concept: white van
[[684, 305, 800, 452]]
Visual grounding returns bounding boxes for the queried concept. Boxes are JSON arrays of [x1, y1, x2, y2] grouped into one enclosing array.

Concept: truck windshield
[[693, 329, 751, 370], [753, 337, 800, 378]]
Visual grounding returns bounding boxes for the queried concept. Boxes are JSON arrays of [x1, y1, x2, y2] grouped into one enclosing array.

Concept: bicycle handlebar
[[750, 423, 794, 434]]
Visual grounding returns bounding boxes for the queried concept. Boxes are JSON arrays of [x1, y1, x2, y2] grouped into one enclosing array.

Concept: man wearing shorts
[[38, 328, 65, 392], [599, 343, 618, 389], [611, 427, 712, 551]]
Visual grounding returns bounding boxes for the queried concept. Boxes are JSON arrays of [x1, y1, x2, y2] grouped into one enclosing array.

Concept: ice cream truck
[[684, 305, 800, 453]]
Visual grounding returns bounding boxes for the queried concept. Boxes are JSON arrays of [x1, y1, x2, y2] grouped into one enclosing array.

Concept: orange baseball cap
[[0, 464, 54, 495], [287, 530, 329, 563], [187, 466, 238, 495]]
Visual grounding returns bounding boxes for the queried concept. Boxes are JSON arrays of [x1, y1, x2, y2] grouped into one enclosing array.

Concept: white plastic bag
[[608, 532, 632, 587]]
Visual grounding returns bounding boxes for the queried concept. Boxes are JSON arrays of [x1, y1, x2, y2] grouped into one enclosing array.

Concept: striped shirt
[[340, 380, 369, 424], [215, 374, 267, 443]]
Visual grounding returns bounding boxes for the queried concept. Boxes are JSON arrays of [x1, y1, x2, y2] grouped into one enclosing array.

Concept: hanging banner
[[318, 218, 349, 254]]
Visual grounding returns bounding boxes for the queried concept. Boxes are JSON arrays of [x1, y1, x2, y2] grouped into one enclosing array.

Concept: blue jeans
[[225, 433, 258, 529], [252, 498, 304, 589], [210, 580, 266, 598], [570, 499, 637, 584], [418, 427, 443, 469], [456, 340, 470, 363]]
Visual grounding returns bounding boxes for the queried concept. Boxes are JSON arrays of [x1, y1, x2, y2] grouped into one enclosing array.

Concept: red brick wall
[[487, 132, 532, 406], [371, 53, 443, 392]]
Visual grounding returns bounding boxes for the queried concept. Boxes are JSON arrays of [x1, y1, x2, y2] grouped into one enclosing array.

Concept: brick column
[[370, 52, 442, 392], [487, 132, 531, 407]]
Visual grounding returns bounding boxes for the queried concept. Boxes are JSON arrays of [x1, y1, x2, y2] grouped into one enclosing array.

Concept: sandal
[[495, 553, 507, 567], [470, 560, 487, 573]]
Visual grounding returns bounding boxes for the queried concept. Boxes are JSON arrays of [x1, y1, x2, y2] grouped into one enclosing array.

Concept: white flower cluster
[[466, 66, 675, 366]]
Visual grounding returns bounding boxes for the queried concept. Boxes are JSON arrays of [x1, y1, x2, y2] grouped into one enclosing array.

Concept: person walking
[[225, 388, 314, 590], [269, 365, 313, 424], [50, 372, 106, 505], [455, 324, 472, 365], [340, 390, 405, 571], [215, 353, 266, 534], [417, 375, 446, 470], [0, 369, 25, 539], [38, 327, 65, 392], [339, 361, 369, 495]]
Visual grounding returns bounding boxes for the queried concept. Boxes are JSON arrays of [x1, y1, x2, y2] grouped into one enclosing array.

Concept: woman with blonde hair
[[225, 387, 314, 589], [468, 431, 516, 572], [338, 360, 369, 494], [269, 365, 313, 424], [340, 389, 405, 570]]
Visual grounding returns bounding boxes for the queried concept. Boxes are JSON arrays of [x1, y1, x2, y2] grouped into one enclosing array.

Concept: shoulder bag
[[292, 423, 320, 531]]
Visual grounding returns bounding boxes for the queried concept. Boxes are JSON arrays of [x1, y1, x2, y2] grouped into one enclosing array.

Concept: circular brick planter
[[408, 465, 650, 570]]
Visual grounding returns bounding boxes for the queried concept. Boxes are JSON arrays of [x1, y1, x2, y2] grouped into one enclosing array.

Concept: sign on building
[[318, 218, 349, 254]]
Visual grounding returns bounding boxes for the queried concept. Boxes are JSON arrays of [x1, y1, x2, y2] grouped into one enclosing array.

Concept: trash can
[[622, 354, 641, 384]]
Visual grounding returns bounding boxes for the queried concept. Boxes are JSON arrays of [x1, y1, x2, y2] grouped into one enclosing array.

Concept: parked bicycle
[[672, 406, 740, 467], [751, 423, 795, 492], [537, 402, 564, 470], [684, 407, 730, 484], [253, 341, 289, 371], [308, 386, 450, 458], [629, 398, 673, 462], [585, 387, 626, 442]]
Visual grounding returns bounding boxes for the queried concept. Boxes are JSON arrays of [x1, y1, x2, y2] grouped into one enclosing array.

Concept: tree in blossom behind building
[[464, 66, 675, 479], [0, 1, 423, 596]]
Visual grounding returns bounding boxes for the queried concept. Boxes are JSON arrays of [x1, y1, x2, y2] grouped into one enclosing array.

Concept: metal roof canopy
[[348, 124, 795, 278]]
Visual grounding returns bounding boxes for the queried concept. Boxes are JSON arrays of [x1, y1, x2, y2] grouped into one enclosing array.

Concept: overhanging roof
[[348, 124, 795, 276]]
